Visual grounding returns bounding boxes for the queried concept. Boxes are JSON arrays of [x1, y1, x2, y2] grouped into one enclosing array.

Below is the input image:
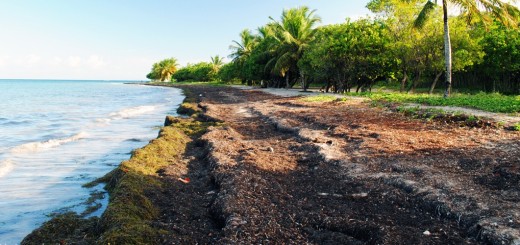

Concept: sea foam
[[10, 132, 88, 154], [109, 105, 156, 119], [96, 105, 157, 125], [0, 159, 14, 177]]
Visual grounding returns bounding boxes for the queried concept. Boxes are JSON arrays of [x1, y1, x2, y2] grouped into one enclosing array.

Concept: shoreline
[[21, 84, 210, 244], [0, 80, 182, 244], [22, 84, 520, 244]]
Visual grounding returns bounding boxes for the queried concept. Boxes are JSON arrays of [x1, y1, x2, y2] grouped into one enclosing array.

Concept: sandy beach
[[23, 84, 520, 244]]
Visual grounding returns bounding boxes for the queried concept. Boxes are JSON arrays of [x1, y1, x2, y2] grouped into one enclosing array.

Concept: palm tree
[[413, 0, 519, 97], [267, 6, 321, 90], [229, 29, 257, 64], [151, 58, 178, 82], [210, 55, 224, 73]]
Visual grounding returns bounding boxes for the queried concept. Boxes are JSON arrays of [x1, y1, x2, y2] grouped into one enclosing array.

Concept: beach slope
[[24, 85, 520, 244]]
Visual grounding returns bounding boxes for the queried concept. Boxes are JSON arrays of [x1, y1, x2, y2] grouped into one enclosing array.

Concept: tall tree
[[147, 58, 179, 82], [229, 29, 257, 64], [267, 6, 321, 91], [412, 0, 519, 97], [229, 29, 260, 84], [210, 55, 225, 78]]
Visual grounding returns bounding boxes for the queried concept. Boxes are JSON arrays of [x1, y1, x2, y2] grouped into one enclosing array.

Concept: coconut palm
[[267, 6, 321, 90], [154, 58, 179, 82], [210, 55, 225, 74], [147, 58, 178, 82], [229, 29, 257, 64], [413, 0, 519, 97]]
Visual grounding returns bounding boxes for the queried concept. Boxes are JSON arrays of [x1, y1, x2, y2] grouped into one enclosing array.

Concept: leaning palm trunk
[[429, 71, 444, 94], [300, 70, 307, 92], [285, 73, 290, 89], [442, 0, 452, 98]]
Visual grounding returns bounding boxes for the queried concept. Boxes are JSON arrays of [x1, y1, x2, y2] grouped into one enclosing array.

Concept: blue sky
[[0, 1, 372, 80]]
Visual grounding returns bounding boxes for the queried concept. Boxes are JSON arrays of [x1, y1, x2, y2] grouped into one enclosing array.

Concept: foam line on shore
[[109, 105, 156, 119], [10, 132, 88, 154]]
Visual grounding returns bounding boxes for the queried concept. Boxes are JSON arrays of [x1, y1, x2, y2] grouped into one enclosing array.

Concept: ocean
[[0, 79, 184, 244]]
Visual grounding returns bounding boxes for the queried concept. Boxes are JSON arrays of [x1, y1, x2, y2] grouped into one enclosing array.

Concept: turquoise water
[[0, 80, 184, 244]]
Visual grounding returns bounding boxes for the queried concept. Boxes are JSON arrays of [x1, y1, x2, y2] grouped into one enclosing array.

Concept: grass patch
[[301, 94, 342, 102], [392, 105, 495, 128], [349, 92, 520, 113]]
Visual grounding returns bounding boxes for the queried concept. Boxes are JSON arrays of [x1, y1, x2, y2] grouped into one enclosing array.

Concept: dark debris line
[[156, 86, 484, 244]]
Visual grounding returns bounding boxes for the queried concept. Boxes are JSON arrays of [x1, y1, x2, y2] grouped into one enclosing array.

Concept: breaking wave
[[0, 159, 14, 178], [109, 105, 156, 119], [10, 132, 88, 154], [95, 105, 157, 125]]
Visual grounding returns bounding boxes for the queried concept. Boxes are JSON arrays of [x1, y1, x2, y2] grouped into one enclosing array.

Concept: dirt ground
[[153, 85, 520, 244]]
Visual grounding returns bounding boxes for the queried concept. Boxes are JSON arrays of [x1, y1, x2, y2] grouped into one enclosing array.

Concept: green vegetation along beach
[[16, 0, 520, 243], [24, 83, 520, 244]]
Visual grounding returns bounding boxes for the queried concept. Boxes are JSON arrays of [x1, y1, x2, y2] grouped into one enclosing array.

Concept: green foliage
[[175, 80, 238, 86], [217, 62, 241, 83], [403, 0, 519, 96], [267, 6, 321, 88], [300, 95, 339, 102], [479, 22, 520, 92], [300, 18, 393, 92], [173, 62, 214, 82], [225, 6, 321, 88], [353, 91, 520, 113], [147, 57, 178, 82], [210, 55, 225, 79]]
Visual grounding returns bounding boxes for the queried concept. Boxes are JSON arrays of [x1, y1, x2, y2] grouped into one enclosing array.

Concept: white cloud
[[0, 53, 149, 80], [49, 56, 63, 66], [67, 56, 82, 67], [0, 55, 9, 67], [13, 54, 41, 66], [86, 55, 106, 69], [27, 54, 41, 65]]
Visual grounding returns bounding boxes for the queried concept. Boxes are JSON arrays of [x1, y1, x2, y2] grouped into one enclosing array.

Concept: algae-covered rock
[[21, 213, 99, 245]]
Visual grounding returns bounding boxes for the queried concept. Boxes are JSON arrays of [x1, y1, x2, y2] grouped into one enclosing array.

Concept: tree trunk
[[408, 70, 422, 93], [300, 71, 307, 92], [325, 79, 332, 93], [443, 0, 453, 98], [429, 71, 443, 94], [285, 73, 290, 89], [400, 72, 408, 92]]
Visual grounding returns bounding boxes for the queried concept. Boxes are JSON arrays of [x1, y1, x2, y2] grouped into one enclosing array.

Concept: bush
[[173, 62, 214, 82]]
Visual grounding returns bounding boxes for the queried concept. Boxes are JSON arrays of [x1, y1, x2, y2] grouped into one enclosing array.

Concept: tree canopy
[[147, 4, 520, 95], [146, 58, 179, 82]]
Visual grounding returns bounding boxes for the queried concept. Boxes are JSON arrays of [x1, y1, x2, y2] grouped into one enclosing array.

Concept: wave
[[124, 138, 145, 142], [94, 105, 158, 126], [0, 159, 14, 177], [1, 120, 31, 126], [109, 105, 156, 119], [10, 132, 88, 154], [94, 105, 157, 125]]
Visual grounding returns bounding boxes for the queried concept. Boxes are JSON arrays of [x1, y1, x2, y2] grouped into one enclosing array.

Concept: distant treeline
[[148, 0, 520, 94]]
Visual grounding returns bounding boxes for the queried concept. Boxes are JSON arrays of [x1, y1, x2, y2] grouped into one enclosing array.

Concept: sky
[[0, 1, 372, 80]]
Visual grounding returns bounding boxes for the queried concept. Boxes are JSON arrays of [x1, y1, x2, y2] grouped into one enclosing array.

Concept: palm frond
[[414, 1, 437, 28]]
